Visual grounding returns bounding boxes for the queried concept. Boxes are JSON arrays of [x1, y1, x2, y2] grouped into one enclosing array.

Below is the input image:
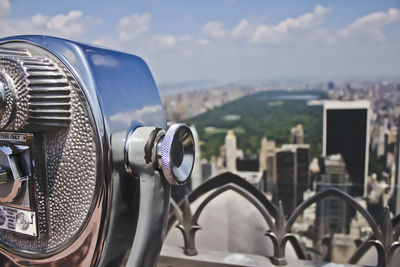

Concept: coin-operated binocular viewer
[[0, 35, 195, 267]]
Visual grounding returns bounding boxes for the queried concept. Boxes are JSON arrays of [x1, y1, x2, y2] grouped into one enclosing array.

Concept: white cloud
[[0, 4, 100, 39], [117, 13, 151, 41], [202, 21, 226, 38], [340, 8, 400, 42], [198, 5, 331, 44], [36, 11, 90, 37], [151, 34, 176, 50], [196, 38, 211, 46], [94, 13, 161, 52], [231, 19, 252, 39], [251, 5, 330, 44]]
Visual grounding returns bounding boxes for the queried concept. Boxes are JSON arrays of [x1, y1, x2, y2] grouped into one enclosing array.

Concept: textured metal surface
[[0, 47, 71, 129], [1, 56, 31, 129], [0, 60, 20, 128], [0, 43, 97, 254], [166, 172, 400, 267]]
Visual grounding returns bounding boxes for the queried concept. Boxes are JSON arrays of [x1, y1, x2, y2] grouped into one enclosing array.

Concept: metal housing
[[0, 35, 167, 266]]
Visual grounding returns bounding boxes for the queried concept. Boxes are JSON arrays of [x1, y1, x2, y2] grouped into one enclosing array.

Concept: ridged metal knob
[[157, 123, 195, 185]]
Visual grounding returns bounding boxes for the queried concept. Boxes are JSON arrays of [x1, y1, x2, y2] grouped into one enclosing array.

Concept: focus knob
[[157, 123, 195, 185], [124, 123, 195, 185]]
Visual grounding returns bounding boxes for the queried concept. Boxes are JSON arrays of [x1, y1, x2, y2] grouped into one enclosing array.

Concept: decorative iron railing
[[165, 172, 400, 267]]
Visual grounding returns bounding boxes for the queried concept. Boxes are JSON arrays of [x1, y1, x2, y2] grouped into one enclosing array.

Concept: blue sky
[[1, 0, 399, 84]]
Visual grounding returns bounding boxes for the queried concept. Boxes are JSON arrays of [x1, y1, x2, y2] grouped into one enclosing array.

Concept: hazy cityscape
[[161, 78, 400, 263]]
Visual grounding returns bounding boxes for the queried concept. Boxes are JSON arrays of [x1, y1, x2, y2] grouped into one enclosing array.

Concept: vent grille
[[0, 47, 71, 129], [0, 47, 30, 57], [25, 57, 71, 127]]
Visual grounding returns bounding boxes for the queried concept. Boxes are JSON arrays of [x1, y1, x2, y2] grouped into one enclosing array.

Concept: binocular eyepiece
[[0, 35, 195, 267]]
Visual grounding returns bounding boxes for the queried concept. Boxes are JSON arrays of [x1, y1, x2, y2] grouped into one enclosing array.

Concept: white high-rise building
[[259, 137, 269, 172], [225, 130, 243, 172], [259, 136, 277, 194], [291, 124, 304, 144]]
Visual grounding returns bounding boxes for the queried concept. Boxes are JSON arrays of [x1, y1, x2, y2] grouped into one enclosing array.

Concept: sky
[[0, 0, 399, 85]]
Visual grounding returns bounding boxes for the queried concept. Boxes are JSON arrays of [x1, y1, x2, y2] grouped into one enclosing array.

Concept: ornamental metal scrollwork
[[166, 172, 400, 266]]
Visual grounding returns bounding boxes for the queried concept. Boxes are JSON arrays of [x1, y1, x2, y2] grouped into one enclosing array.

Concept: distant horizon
[[157, 74, 400, 95]]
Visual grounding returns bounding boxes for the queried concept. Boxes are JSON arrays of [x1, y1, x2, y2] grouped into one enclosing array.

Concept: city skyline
[[0, 0, 399, 84]]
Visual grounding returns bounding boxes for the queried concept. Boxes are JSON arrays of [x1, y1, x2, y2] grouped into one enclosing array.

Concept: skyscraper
[[291, 124, 304, 144], [259, 137, 269, 172], [225, 130, 243, 172], [323, 101, 370, 196], [316, 154, 352, 239], [276, 146, 297, 215], [295, 144, 311, 204], [259, 137, 277, 194], [190, 125, 202, 189], [277, 144, 310, 212]]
